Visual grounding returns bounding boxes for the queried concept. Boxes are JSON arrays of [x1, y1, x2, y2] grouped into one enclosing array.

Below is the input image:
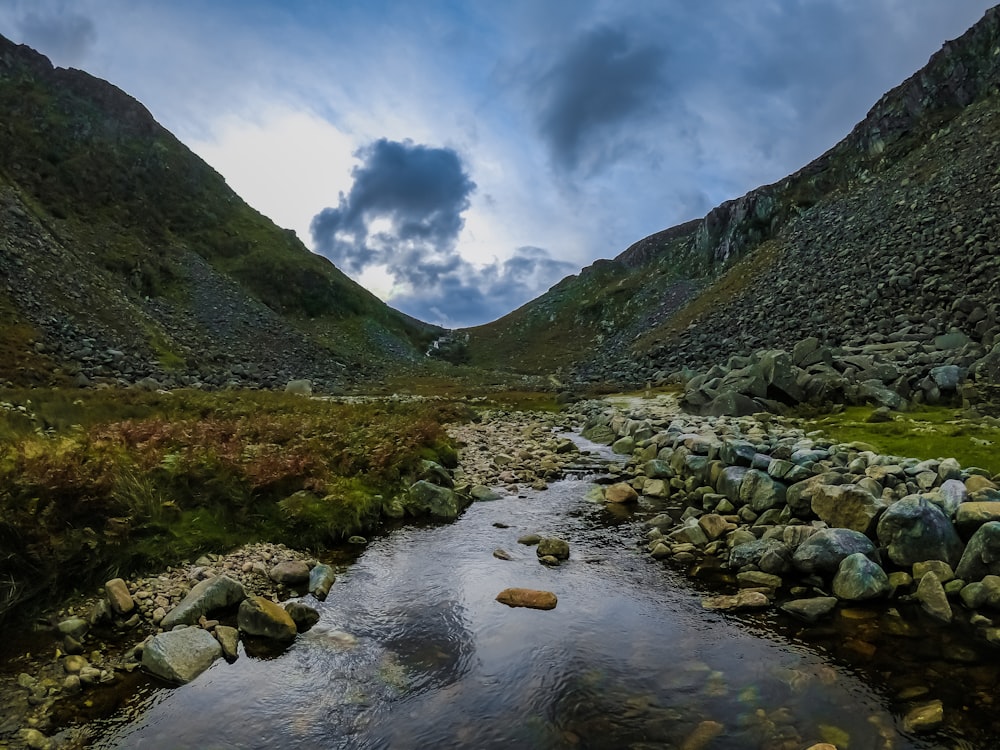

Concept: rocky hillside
[[465, 5, 1000, 405], [0, 34, 439, 390]]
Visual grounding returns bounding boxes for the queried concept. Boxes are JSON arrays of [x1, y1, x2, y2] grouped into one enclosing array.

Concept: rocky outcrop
[[579, 395, 1000, 645]]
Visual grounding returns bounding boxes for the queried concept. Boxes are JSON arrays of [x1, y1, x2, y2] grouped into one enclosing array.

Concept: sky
[[0, 1, 995, 328]]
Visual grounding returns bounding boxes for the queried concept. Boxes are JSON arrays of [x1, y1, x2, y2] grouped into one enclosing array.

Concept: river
[[79, 432, 985, 750]]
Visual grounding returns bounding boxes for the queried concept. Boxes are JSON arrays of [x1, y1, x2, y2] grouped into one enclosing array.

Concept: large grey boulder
[[792, 528, 879, 576], [703, 391, 761, 417], [832, 553, 890, 601], [405, 480, 469, 519], [811, 484, 885, 534], [142, 628, 222, 684], [160, 575, 246, 630], [937, 479, 968, 517], [876, 496, 964, 568], [956, 521, 1000, 582], [729, 538, 787, 571], [757, 349, 805, 403]]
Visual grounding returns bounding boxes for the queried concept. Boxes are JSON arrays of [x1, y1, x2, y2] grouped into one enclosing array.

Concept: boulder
[[142, 628, 222, 684], [611, 436, 635, 455], [915, 572, 952, 623], [215, 625, 240, 662], [406, 480, 469, 519], [160, 575, 246, 630], [792, 528, 879, 576], [811, 484, 885, 534], [956, 521, 1000, 581], [703, 391, 761, 417], [832, 553, 890, 601], [104, 578, 134, 616], [780, 596, 838, 623], [269, 560, 311, 586], [729, 538, 787, 571], [536, 537, 570, 560], [496, 588, 558, 610], [605, 482, 639, 503], [720, 440, 757, 467], [937, 479, 968, 517], [285, 601, 320, 632], [716, 466, 749, 504], [308, 564, 336, 600], [955, 502, 1000, 532], [471, 485, 503, 501], [284, 379, 313, 396], [738, 469, 787, 512], [643, 459, 673, 479], [238, 596, 298, 641], [876, 496, 964, 568]]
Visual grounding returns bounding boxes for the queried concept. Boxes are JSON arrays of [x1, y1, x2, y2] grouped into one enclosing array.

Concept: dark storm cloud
[[311, 139, 573, 327], [311, 138, 476, 273], [529, 24, 668, 174], [16, 7, 96, 66], [389, 246, 576, 328]]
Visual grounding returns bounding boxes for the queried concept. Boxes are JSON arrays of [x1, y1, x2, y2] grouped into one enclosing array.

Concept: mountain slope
[[465, 5, 1000, 386], [0, 35, 439, 389]]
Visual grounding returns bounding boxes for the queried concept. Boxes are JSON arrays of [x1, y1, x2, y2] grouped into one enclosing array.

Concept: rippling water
[[89, 449, 974, 749]]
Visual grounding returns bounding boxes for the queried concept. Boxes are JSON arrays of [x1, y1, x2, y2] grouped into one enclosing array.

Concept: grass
[[800, 405, 1000, 475], [0, 388, 464, 623]]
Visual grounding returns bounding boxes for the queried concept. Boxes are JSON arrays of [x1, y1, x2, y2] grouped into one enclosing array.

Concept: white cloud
[[186, 108, 357, 246]]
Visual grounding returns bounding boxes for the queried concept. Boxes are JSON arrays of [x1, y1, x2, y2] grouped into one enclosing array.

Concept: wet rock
[[104, 578, 135, 616], [406, 480, 469, 519], [912, 560, 955, 583], [833, 553, 890, 601], [792, 528, 879, 577], [496, 588, 558, 610], [739, 469, 787, 512], [737, 571, 782, 590], [493, 548, 513, 561], [518, 533, 542, 546], [698, 513, 733, 541], [471, 485, 502, 501], [536, 537, 570, 559], [142, 627, 223, 684], [876, 496, 964, 568], [956, 521, 1000, 581], [811, 484, 885, 533], [780, 596, 838, 623], [285, 601, 320, 632], [611, 436, 635, 455], [308, 564, 336, 600], [902, 699, 944, 733], [18, 728, 50, 750], [702, 590, 770, 611], [680, 720, 724, 750], [269, 560, 311, 586], [63, 654, 88, 674], [161, 575, 247, 630], [57, 617, 88, 641], [215, 625, 240, 662], [237, 596, 298, 642], [605, 482, 639, 503], [915, 572, 952, 623]]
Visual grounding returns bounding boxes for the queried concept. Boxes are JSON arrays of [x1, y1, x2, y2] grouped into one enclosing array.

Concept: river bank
[[4, 395, 1000, 747]]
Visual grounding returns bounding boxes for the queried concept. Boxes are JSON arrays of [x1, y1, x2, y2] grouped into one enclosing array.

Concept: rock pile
[[2, 542, 331, 747], [579, 398, 1000, 646], [671, 335, 994, 417]]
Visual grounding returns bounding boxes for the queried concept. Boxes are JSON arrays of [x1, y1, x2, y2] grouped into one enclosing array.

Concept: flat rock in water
[[496, 588, 558, 610], [518, 533, 542, 546], [780, 596, 838, 623], [238, 595, 298, 641], [536, 537, 570, 559], [493, 548, 513, 561], [142, 627, 222, 684], [285, 601, 320, 632], [605, 482, 639, 503]]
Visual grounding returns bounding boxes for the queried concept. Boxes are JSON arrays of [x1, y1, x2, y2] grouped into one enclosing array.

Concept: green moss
[[802, 405, 1000, 474]]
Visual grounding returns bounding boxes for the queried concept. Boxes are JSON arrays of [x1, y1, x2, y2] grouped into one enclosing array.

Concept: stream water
[[82, 439, 997, 749]]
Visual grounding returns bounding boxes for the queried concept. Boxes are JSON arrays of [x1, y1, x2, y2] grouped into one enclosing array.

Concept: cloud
[[15, 5, 96, 67], [389, 246, 577, 328], [311, 138, 476, 273], [527, 24, 669, 174], [311, 139, 573, 327]]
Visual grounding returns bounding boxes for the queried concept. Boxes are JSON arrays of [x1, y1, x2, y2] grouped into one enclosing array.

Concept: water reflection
[[91, 473, 970, 749]]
